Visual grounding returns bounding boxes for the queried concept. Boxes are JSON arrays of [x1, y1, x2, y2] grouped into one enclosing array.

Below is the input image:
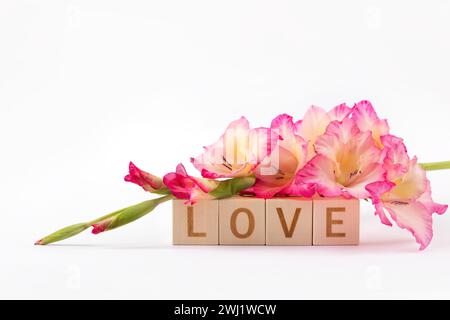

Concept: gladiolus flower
[[248, 114, 314, 198], [366, 135, 448, 250], [299, 118, 386, 199], [191, 117, 280, 179]]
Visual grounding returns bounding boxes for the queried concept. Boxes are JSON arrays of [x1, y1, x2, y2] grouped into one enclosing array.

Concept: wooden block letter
[[313, 198, 360, 246], [266, 198, 313, 245], [219, 197, 265, 245], [173, 200, 219, 245]]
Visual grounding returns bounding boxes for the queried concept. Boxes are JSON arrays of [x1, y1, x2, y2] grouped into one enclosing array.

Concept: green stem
[[35, 194, 174, 246], [420, 161, 450, 171]]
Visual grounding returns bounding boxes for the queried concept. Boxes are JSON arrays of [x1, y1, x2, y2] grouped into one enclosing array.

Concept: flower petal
[[345, 162, 386, 199], [418, 180, 448, 215], [191, 117, 255, 178], [163, 163, 218, 204], [366, 180, 396, 226], [298, 155, 342, 197], [249, 114, 309, 198], [328, 103, 352, 121], [384, 200, 433, 250], [352, 100, 389, 148], [387, 158, 427, 201], [248, 127, 280, 164], [381, 135, 410, 181], [124, 162, 164, 192]]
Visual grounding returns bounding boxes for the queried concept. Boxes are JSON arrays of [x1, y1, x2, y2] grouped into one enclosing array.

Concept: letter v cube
[[266, 198, 313, 245]]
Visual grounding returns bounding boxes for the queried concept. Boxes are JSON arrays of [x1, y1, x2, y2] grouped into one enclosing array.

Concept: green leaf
[[208, 176, 256, 199], [35, 223, 90, 245]]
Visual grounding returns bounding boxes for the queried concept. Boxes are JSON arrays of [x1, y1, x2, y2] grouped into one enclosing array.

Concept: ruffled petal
[[387, 158, 427, 201], [344, 162, 386, 199], [298, 155, 342, 197], [328, 103, 352, 121], [366, 180, 396, 226], [352, 100, 389, 148], [384, 200, 433, 250], [418, 180, 448, 215], [381, 135, 410, 181]]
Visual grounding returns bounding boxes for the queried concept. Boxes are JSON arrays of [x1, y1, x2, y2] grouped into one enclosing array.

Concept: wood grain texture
[[313, 197, 360, 246], [266, 198, 313, 245], [173, 200, 219, 245], [219, 196, 266, 245]]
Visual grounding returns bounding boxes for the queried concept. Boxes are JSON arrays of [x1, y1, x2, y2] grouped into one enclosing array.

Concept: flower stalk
[[35, 194, 174, 246], [420, 161, 450, 171]]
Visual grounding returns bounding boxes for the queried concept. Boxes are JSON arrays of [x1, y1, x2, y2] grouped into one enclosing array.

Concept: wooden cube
[[266, 198, 313, 245], [313, 197, 360, 246], [172, 199, 219, 245], [219, 196, 266, 245]]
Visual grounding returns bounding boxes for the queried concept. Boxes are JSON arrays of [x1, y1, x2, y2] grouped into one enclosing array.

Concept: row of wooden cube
[[173, 196, 359, 246]]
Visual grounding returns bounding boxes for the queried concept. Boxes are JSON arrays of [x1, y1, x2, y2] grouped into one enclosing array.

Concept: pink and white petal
[[388, 158, 427, 201], [271, 114, 308, 166], [352, 100, 389, 148], [198, 164, 254, 179], [366, 181, 396, 226], [381, 135, 410, 180], [247, 183, 285, 199], [252, 146, 300, 194], [271, 113, 296, 135], [222, 117, 252, 166], [352, 100, 381, 132], [248, 127, 280, 164], [296, 106, 331, 160], [296, 105, 330, 141], [418, 180, 448, 215], [366, 181, 396, 204], [323, 118, 360, 144], [279, 180, 316, 197], [374, 202, 393, 226], [191, 116, 253, 178], [328, 103, 352, 121], [384, 200, 433, 250], [344, 162, 386, 199], [298, 155, 342, 197]]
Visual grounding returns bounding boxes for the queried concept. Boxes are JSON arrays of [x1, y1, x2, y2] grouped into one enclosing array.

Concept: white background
[[1, 0, 450, 299]]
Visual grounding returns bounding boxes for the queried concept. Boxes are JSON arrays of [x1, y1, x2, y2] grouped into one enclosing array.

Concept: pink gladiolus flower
[[366, 135, 448, 250], [296, 104, 352, 160], [299, 118, 386, 199], [247, 114, 314, 198], [163, 163, 219, 205], [124, 162, 166, 193], [191, 116, 280, 179]]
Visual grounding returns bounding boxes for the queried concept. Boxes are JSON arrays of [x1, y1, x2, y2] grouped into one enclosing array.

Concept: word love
[[173, 197, 360, 246]]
